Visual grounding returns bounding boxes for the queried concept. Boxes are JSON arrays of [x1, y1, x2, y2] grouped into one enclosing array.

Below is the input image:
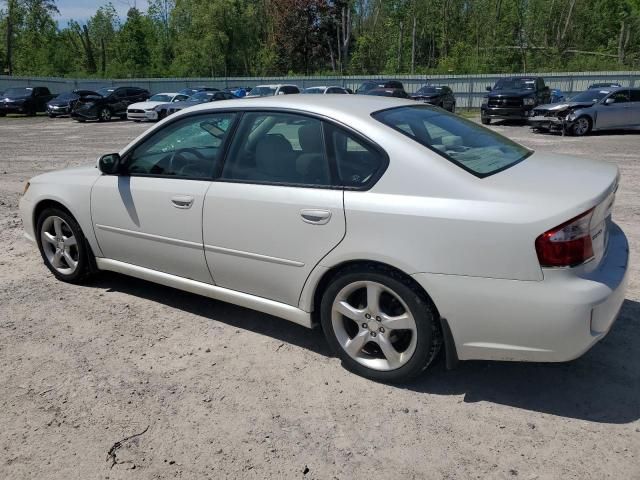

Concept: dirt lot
[[0, 115, 638, 480]]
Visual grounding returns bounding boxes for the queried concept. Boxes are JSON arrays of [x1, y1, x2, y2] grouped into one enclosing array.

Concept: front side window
[[630, 90, 640, 102], [609, 90, 630, 103], [222, 112, 331, 186], [125, 112, 237, 179], [373, 105, 530, 177]]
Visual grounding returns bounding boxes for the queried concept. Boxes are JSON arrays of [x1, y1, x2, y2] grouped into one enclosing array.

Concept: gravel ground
[[0, 115, 638, 480]]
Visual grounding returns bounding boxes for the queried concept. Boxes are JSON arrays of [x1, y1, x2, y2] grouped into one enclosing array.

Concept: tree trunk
[[81, 25, 97, 74], [397, 21, 403, 73], [101, 38, 106, 75], [6, 0, 15, 75], [411, 16, 416, 74], [341, 7, 351, 71], [617, 19, 628, 65]]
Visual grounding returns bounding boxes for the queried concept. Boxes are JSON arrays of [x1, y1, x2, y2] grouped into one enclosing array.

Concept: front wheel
[[36, 208, 93, 283], [450, 103, 456, 114], [320, 266, 441, 383], [571, 116, 592, 136], [98, 107, 112, 122], [481, 116, 491, 125]]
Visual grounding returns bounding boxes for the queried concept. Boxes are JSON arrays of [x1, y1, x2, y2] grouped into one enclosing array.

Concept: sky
[[55, 0, 149, 24]]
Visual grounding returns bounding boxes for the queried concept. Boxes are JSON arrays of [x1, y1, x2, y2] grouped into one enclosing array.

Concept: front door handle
[[300, 209, 332, 225], [171, 195, 194, 209]]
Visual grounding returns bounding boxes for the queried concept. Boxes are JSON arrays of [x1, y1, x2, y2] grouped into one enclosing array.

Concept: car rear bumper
[[19, 195, 36, 244], [481, 106, 531, 120], [413, 222, 629, 362]]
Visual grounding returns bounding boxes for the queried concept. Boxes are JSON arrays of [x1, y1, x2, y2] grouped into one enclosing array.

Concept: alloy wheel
[[331, 280, 418, 371], [100, 108, 112, 121], [574, 117, 590, 135], [40, 215, 79, 275]]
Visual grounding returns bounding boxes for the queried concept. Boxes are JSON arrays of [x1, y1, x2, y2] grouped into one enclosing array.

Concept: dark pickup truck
[[481, 77, 551, 124], [0, 86, 56, 116]]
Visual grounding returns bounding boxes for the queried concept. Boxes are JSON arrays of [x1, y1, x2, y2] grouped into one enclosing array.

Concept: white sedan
[[19, 96, 629, 383], [127, 92, 190, 121]]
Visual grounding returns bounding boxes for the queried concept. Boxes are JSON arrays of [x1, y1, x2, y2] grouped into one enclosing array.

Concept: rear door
[[202, 111, 344, 306]]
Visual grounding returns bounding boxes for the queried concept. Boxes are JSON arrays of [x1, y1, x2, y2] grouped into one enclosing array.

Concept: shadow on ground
[[89, 272, 640, 424]]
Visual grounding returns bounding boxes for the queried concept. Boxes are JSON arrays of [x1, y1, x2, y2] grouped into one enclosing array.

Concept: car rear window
[[372, 105, 531, 177]]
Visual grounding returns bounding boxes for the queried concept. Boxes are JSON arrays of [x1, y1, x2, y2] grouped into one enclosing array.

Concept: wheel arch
[[32, 198, 99, 271], [306, 259, 458, 368]]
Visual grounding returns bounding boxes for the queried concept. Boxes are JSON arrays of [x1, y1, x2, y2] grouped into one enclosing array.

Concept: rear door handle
[[171, 195, 194, 209], [300, 209, 331, 225]]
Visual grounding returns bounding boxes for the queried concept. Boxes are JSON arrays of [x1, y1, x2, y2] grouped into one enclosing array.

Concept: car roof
[[183, 93, 414, 118], [152, 92, 180, 96]]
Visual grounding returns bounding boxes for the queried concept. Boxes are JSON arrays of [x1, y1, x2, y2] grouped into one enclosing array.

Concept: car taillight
[[535, 208, 595, 267]]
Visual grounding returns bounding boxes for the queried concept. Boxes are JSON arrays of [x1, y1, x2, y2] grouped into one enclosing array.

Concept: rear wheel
[[321, 266, 441, 383], [481, 116, 490, 125], [450, 103, 456, 114], [98, 107, 112, 122], [36, 208, 93, 283], [571, 116, 592, 136]]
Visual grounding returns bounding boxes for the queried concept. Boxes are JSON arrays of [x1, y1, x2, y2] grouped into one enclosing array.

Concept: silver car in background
[[530, 87, 640, 136]]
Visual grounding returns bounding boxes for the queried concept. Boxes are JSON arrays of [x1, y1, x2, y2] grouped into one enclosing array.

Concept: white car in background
[[127, 92, 190, 121], [302, 86, 350, 95], [245, 84, 300, 97], [19, 96, 629, 383]]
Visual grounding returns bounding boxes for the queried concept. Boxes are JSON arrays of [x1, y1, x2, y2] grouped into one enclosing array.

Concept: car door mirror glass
[[98, 153, 121, 174], [604, 97, 615, 105]]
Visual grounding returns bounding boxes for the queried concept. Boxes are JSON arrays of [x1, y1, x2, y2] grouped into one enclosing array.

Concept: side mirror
[[97, 153, 121, 174], [486, 86, 492, 92], [604, 98, 615, 105], [277, 91, 286, 95]]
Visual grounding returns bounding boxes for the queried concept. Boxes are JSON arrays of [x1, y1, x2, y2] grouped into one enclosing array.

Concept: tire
[[320, 265, 442, 383], [481, 116, 491, 125], [98, 107, 112, 122], [0, 112, 6, 117], [571, 116, 592, 136], [48, 114, 57, 118], [36, 207, 93, 284], [450, 103, 456, 114], [76, 118, 86, 123]]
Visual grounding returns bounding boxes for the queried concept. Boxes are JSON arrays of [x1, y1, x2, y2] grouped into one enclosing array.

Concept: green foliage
[[0, 0, 638, 78]]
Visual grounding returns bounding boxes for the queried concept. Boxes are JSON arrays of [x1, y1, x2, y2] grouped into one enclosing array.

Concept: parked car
[[529, 87, 640, 136], [481, 77, 551, 124], [366, 87, 410, 99], [224, 87, 251, 98], [46, 90, 96, 118], [412, 85, 456, 112], [155, 90, 236, 119], [356, 80, 405, 94], [19, 96, 629, 383], [302, 86, 350, 95], [0, 86, 55, 116], [178, 87, 219, 96], [127, 92, 190, 122], [550, 88, 565, 103], [588, 83, 622, 89], [71, 87, 150, 122], [245, 84, 300, 97]]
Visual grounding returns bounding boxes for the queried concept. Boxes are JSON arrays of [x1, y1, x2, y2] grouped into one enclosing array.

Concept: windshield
[[4, 87, 32, 97], [149, 94, 175, 102], [416, 86, 440, 95], [189, 92, 214, 102], [96, 87, 115, 97], [373, 106, 530, 177], [249, 86, 277, 97], [303, 88, 324, 94], [569, 90, 610, 103], [493, 78, 535, 91], [55, 92, 79, 101]]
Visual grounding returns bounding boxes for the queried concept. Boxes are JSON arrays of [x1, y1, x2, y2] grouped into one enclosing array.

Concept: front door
[[596, 90, 630, 129], [202, 111, 345, 306], [91, 111, 238, 283]]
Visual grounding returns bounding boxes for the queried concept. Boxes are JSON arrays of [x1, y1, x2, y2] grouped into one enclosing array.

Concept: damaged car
[[529, 87, 640, 136]]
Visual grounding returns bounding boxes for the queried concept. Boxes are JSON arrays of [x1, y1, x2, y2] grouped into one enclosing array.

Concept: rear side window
[[325, 124, 386, 188], [373, 105, 531, 177], [629, 90, 640, 102], [222, 112, 331, 186]]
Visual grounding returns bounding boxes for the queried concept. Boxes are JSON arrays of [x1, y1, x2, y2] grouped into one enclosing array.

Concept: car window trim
[[119, 111, 240, 180], [214, 107, 389, 191]]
